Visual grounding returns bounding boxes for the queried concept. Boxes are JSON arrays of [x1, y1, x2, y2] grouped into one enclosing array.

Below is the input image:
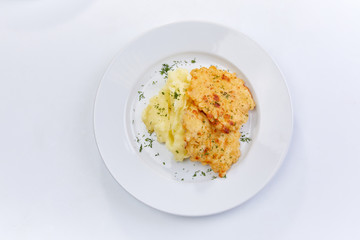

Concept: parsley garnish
[[240, 137, 251, 143], [139, 144, 143, 152], [160, 64, 173, 79], [193, 170, 200, 177], [144, 138, 154, 148], [173, 91, 180, 100], [240, 134, 252, 143], [191, 58, 196, 63], [138, 91, 145, 101], [222, 91, 230, 99]]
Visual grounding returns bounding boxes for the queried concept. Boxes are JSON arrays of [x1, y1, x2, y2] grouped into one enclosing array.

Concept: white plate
[[94, 21, 293, 216]]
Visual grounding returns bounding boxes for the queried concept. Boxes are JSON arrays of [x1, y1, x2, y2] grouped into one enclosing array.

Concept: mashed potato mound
[[142, 68, 190, 161]]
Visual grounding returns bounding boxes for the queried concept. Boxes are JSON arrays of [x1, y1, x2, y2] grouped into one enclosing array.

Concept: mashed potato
[[142, 68, 190, 161]]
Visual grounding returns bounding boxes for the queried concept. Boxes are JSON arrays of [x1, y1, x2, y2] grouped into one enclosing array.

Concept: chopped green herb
[[201, 171, 206, 176], [162, 162, 165, 165], [181, 178, 184, 181], [191, 58, 196, 63], [212, 176, 217, 180], [175, 150, 179, 154], [160, 63, 173, 79], [155, 153, 159, 156], [222, 91, 230, 99], [139, 144, 143, 152], [193, 170, 200, 177], [240, 137, 252, 143], [144, 138, 154, 148], [138, 91, 145, 101], [173, 91, 180, 100]]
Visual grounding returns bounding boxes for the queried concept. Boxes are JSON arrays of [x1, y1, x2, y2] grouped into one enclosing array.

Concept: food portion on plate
[[142, 66, 255, 177], [142, 69, 190, 160]]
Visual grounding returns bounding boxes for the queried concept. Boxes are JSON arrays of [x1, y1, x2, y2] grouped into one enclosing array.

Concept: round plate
[[94, 21, 293, 216]]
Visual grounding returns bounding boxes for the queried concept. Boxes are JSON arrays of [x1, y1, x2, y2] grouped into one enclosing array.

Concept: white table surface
[[1, 0, 359, 239]]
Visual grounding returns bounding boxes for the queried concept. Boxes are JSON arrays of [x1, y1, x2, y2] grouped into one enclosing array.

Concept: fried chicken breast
[[187, 66, 255, 133], [183, 102, 240, 177], [182, 66, 255, 177]]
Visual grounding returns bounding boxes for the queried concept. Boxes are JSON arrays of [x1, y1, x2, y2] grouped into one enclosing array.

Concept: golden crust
[[182, 66, 255, 177], [187, 66, 255, 133], [183, 102, 240, 177]]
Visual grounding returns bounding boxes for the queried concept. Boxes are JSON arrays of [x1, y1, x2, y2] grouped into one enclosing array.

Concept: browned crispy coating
[[183, 102, 240, 177], [187, 66, 255, 133], [182, 66, 255, 177]]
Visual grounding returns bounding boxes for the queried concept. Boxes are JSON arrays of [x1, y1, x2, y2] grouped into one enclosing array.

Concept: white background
[[1, 0, 359, 239]]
